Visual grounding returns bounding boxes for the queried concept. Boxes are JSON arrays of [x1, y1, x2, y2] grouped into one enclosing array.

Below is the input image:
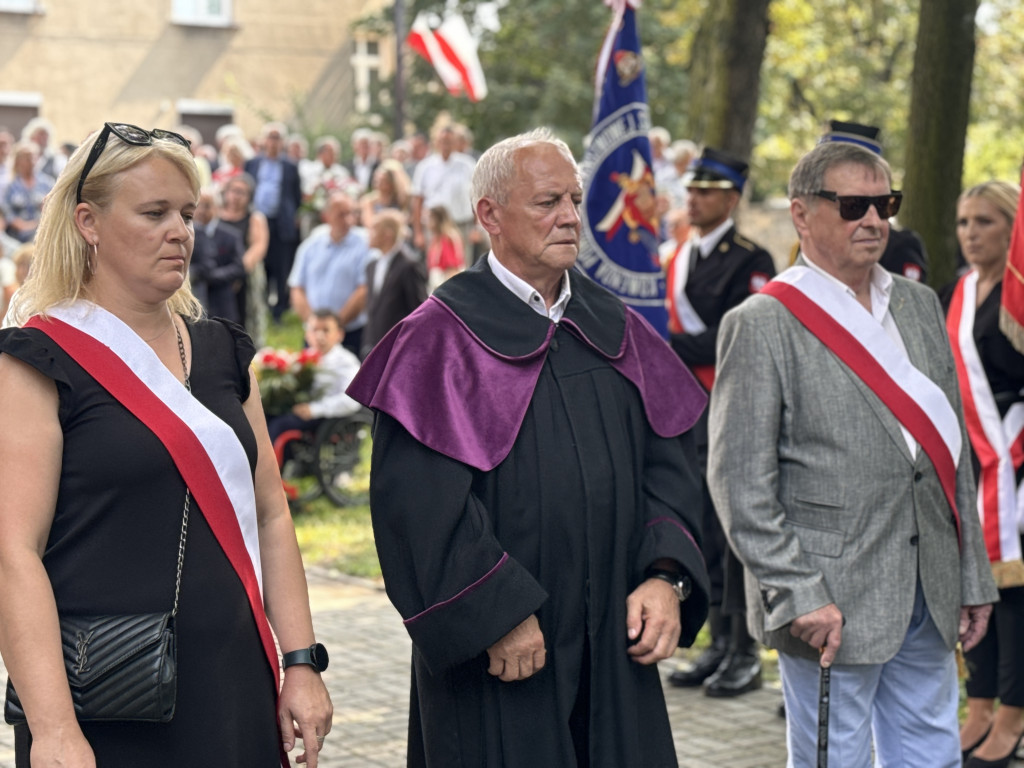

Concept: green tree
[[356, 0, 1024, 207], [753, 0, 920, 199], [902, 0, 978, 288], [963, 0, 1024, 185], [366, 0, 699, 157], [687, 0, 771, 160]]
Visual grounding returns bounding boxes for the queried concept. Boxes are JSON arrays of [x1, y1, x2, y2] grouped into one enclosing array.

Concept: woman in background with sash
[[0, 124, 331, 767], [945, 180, 1024, 768]]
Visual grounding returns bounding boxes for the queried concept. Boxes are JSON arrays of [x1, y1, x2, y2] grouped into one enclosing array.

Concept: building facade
[[0, 0, 393, 147]]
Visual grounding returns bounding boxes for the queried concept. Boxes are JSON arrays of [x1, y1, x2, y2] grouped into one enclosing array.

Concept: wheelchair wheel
[[279, 430, 325, 504], [313, 410, 373, 506]]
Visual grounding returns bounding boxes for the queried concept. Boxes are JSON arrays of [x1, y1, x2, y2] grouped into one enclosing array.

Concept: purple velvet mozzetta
[[348, 282, 707, 472]]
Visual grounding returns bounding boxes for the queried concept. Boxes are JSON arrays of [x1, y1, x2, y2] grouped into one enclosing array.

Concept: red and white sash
[[666, 240, 708, 335], [26, 301, 280, 689], [946, 271, 1024, 569], [762, 267, 964, 545], [665, 241, 715, 390]]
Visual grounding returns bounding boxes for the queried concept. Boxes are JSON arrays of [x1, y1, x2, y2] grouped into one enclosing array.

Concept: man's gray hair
[[261, 121, 288, 139], [314, 135, 341, 155], [471, 127, 579, 210], [788, 142, 892, 200]]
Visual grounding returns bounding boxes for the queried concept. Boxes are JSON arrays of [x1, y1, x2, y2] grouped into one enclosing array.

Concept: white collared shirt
[[800, 252, 917, 456], [371, 245, 399, 295], [487, 252, 572, 323], [693, 217, 735, 259]]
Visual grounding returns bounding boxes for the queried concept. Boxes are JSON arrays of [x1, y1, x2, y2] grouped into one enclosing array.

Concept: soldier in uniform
[[666, 147, 776, 697]]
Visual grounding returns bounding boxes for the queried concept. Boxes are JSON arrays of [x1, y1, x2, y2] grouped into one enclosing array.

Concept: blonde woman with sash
[[0, 123, 331, 768], [945, 180, 1024, 768]]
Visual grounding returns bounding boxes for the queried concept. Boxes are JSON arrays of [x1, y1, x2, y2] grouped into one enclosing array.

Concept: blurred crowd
[[0, 114, 490, 352]]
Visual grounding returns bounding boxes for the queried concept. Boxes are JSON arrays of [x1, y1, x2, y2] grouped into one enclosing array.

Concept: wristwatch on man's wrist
[[645, 569, 692, 603], [282, 642, 330, 672]]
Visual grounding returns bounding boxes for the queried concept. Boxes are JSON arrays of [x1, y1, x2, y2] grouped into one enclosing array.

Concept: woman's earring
[[88, 242, 98, 275]]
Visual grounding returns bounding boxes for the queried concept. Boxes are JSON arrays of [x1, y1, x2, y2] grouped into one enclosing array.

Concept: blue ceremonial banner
[[577, 0, 667, 337]]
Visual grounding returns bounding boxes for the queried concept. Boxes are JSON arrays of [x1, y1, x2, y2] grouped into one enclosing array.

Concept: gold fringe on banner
[[1000, 302, 1024, 356], [991, 558, 1024, 589]]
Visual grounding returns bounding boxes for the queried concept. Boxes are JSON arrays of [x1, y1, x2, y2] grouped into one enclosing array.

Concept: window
[[171, 0, 232, 27], [0, 0, 38, 13], [0, 92, 41, 139], [351, 38, 382, 115], [175, 100, 234, 147]]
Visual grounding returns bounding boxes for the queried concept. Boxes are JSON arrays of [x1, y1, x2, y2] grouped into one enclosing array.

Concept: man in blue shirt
[[288, 192, 371, 357]]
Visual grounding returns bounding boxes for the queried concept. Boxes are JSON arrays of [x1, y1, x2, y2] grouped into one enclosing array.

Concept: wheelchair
[[274, 408, 373, 506]]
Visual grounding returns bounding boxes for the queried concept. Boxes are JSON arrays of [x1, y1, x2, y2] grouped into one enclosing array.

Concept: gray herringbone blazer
[[707, 271, 998, 665]]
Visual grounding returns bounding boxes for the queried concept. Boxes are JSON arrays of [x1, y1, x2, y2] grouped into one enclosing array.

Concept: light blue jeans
[[778, 584, 960, 767]]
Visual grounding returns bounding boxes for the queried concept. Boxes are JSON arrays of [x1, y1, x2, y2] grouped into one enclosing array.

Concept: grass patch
[[292, 497, 381, 580], [264, 311, 306, 350]]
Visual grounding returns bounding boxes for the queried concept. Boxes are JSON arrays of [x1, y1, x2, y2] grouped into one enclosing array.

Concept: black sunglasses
[[76, 122, 191, 204], [812, 190, 902, 221]]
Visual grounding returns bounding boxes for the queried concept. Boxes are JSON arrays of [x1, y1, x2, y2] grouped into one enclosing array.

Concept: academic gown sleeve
[[369, 411, 549, 674], [633, 425, 710, 645]]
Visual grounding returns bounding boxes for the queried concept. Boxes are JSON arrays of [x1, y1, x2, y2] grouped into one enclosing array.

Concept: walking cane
[[817, 656, 830, 768]]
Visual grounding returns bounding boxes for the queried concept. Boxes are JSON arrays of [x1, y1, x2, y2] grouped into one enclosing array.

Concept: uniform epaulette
[[733, 233, 758, 252]]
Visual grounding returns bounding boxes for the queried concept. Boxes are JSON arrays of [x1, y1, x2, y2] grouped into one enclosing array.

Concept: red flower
[[297, 348, 321, 365]]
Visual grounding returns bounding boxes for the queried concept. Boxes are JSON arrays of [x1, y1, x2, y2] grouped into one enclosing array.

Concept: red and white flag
[[1000, 163, 1024, 351], [407, 12, 488, 102]]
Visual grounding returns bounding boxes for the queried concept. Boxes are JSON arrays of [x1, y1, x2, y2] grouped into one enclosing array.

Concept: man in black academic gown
[[347, 128, 710, 767]]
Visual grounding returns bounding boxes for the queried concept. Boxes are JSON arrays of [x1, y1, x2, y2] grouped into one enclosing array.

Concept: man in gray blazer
[[707, 141, 998, 767]]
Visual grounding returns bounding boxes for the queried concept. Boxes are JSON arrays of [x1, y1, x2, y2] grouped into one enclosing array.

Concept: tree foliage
[[367, 0, 697, 157], [753, 0, 919, 199], [964, 0, 1024, 185], [357, 0, 1024, 201]]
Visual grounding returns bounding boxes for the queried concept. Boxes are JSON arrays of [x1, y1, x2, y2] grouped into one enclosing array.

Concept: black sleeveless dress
[[1, 317, 281, 768]]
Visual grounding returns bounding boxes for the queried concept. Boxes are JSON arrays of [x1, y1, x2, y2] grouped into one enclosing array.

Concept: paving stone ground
[[22, 567, 1022, 767], [0, 567, 788, 767]]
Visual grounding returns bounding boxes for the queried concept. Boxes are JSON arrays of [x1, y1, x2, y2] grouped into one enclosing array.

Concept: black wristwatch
[[646, 569, 692, 602], [282, 642, 329, 672]]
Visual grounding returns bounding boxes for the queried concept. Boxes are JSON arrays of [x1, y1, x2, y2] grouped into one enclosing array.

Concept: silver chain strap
[[171, 489, 190, 618], [171, 317, 191, 618]]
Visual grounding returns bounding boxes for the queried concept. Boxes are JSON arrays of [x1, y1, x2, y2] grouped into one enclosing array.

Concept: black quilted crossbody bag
[[4, 489, 190, 724]]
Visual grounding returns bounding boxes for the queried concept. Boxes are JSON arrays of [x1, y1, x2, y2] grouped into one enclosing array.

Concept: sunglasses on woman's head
[[812, 190, 903, 221], [76, 122, 191, 204]]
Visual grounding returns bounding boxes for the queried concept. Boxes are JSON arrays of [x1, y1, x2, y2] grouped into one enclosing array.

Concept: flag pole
[[393, 0, 406, 142]]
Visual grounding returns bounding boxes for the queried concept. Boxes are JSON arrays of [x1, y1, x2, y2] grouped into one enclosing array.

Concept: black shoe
[[668, 644, 727, 688], [703, 651, 762, 698], [965, 732, 1024, 768], [962, 726, 992, 765]]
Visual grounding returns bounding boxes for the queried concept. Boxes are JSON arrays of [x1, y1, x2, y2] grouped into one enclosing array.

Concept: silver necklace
[[142, 317, 174, 343], [173, 317, 190, 392]]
